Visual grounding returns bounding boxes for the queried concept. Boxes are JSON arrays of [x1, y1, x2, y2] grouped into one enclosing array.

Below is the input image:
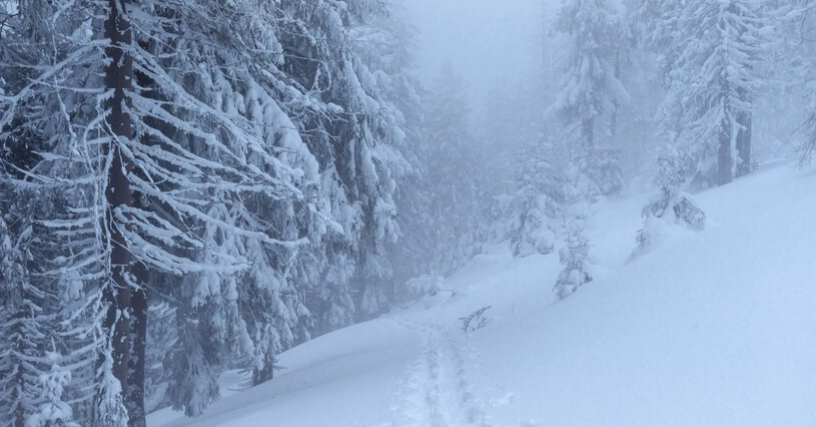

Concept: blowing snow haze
[[1, 1, 815, 427], [404, 0, 547, 112]]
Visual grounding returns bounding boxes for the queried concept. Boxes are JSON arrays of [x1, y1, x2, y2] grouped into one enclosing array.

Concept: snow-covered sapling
[[554, 221, 593, 301], [635, 150, 706, 255]]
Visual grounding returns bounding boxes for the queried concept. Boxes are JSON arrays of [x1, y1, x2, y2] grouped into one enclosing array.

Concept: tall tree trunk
[[718, 123, 733, 186], [252, 352, 277, 386], [102, 0, 137, 424], [733, 4, 753, 179], [126, 264, 148, 427], [736, 109, 752, 178], [610, 48, 621, 138], [718, 68, 733, 186]]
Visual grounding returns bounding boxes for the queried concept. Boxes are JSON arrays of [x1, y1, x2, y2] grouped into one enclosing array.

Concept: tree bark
[[102, 0, 139, 424], [719, 60, 733, 186], [736, 109, 752, 178], [733, 3, 753, 179], [718, 124, 733, 186]]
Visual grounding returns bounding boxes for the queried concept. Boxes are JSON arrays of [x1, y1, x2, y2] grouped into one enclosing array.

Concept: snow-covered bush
[[554, 221, 593, 301], [509, 191, 556, 257], [507, 137, 563, 258], [635, 149, 706, 256]]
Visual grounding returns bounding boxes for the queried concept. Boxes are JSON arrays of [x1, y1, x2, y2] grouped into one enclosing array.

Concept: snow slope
[[150, 165, 816, 427]]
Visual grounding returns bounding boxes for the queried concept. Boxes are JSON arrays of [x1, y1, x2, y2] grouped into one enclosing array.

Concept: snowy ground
[[149, 164, 816, 427]]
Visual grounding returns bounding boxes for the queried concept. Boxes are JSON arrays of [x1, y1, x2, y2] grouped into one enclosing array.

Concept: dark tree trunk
[[252, 353, 277, 386], [718, 124, 733, 186], [718, 67, 733, 186], [101, 0, 140, 425], [736, 109, 752, 178], [733, 4, 753, 179], [126, 264, 148, 427]]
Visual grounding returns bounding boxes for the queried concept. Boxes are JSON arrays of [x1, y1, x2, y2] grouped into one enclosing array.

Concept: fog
[[403, 0, 552, 114], [2, 2, 813, 426]]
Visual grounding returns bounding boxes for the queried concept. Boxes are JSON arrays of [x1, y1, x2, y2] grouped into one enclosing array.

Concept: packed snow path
[[389, 317, 492, 427], [150, 165, 816, 427]]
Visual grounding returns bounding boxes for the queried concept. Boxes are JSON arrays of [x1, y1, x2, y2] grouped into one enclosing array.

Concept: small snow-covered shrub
[[509, 192, 556, 257], [554, 222, 593, 301], [634, 149, 706, 256]]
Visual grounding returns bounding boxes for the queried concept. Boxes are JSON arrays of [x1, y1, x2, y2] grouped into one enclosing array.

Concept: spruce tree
[[657, 0, 767, 186], [554, 0, 628, 196], [1, 1, 327, 424], [508, 136, 559, 258]]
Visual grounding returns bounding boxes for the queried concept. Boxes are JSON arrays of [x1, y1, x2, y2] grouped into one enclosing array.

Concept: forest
[[1, 1, 815, 426]]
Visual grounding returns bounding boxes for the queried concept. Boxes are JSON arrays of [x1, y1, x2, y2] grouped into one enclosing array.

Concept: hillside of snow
[[149, 165, 816, 427]]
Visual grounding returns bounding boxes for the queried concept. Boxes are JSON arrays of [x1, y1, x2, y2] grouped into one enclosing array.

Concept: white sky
[[402, 0, 556, 113]]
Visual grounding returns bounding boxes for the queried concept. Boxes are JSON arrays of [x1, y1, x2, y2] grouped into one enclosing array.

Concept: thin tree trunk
[[719, 63, 733, 186], [733, 3, 752, 179], [610, 48, 621, 138], [718, 124, 733, 186], [102, 0, 137, 423], [252, 352, 277, 386], [736, 110, 752, 177]]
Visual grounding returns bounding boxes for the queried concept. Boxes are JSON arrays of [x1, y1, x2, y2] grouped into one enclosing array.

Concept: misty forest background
[[1, 0, 815, 426]]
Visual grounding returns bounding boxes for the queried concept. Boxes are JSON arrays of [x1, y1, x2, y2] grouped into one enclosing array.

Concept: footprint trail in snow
[[389, 317, 493, 427]]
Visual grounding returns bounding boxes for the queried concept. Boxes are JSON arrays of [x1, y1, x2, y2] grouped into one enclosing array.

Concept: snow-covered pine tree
[[423, 62, 485, 275], [554, 0, 628, 196], [482, 80, 552, 246], [344, 1, 411, 320], [799, 92, 816, 167], [627, 0, 684, 85], [0, 205, 43, 427], [552, 164, 595, 300], [143, 302, 175, 414], [1, 1, 326, 424], [777, 2, 816, 167], [0, 187, 87, 427], [0, 40, 102, 421], [554, 224, 593, 301], [26, 347, 80, 427], [363, 5, 438, 296], [270, 1, 359, 333], [132, 1, 330, 419], [634, 148, 706, 256], [274, 0, 405, 327], [656, 0, 767, 186], [507, 136, 559, 257]]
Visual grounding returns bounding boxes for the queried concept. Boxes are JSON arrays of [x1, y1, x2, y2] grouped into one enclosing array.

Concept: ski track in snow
[[389, 317, 493, 427]]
